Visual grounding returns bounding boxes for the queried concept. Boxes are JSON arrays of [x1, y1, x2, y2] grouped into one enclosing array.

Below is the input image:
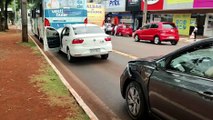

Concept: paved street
[[32, 35, 192, 120]]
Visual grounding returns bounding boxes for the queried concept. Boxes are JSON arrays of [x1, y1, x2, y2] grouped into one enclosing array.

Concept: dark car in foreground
[[120, 38, 213, 120]]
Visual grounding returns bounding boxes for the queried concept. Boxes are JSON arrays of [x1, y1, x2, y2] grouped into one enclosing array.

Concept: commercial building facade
[[143, 0, 213, 37], [99, 0, 213, 37]]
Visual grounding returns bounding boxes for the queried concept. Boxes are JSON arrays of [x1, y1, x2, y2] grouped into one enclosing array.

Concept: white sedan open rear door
[[43, 27, 61, 52]]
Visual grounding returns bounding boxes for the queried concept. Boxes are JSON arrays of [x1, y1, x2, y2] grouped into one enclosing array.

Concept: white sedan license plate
[[90, 48, 100, 53], [168, 36, 175, 39]]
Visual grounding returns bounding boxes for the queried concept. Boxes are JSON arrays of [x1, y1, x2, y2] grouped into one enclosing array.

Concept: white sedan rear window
[[73, 26, 104, 35]]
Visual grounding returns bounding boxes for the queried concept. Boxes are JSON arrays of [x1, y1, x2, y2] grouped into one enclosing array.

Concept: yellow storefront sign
[[167, 0, 193, 4], [87, 3, 105, 27], [173, 14, 191, 35]]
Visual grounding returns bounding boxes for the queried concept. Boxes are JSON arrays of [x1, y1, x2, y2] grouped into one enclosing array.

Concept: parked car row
[[104, 22, 180, 45]]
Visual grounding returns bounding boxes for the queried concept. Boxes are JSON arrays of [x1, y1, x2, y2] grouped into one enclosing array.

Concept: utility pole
[[21, 0, 28, 42], [142, 0, 147, 26]]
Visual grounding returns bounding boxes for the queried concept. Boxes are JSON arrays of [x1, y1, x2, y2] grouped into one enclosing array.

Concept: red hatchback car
[[134, 22, 179, 45], [112, 24, 133, 36]]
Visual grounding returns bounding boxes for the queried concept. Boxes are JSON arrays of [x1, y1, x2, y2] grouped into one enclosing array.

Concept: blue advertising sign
[[43, 0, 87, 29], [101, 0, 126, 12], [45, 8, 87, 17]]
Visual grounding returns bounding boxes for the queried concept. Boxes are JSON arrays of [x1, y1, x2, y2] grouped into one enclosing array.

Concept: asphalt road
[[32, 35, 191, 120]]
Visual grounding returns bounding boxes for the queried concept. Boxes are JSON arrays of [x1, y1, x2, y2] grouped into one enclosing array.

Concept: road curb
[[29, 35, 99, 120]]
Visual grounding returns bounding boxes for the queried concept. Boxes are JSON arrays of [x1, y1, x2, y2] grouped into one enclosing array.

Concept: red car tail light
[[72, 39, 84, 44], [105, 37, 111, 41], [160, 30, 167, 33], [44, 18, 50, 26]]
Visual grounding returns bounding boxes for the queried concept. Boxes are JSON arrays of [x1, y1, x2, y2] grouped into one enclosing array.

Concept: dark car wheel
[[101, 54, 109, 60], [171, 41, 178, 45], [154, 36, 161, 45], [67, 49, 75, 62], [125, 81, 147, 120], [135, 35, 140, 42]]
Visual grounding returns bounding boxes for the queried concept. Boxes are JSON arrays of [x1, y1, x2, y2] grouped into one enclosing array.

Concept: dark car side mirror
[[155, 58, 166, 70]]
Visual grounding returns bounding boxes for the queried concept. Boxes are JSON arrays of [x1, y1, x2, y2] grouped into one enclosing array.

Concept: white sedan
[[57, 24, 112, 62]]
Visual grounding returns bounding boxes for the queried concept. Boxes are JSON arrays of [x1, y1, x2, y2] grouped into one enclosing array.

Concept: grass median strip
[[20, 40, 90, 120]]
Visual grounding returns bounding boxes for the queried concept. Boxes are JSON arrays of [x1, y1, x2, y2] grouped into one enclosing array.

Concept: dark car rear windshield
[[73, 26, 104, 35], [163, 23, 176, 29]]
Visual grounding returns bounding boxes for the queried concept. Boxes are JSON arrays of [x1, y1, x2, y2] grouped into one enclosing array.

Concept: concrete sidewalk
[[179, 35, 208, 43]]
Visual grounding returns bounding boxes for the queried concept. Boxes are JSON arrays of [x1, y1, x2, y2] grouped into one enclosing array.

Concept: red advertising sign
[[141, 0, 164, 11]]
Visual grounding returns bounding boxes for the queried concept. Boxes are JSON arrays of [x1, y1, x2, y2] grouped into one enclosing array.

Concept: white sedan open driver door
[[43, 26, 61, 52]]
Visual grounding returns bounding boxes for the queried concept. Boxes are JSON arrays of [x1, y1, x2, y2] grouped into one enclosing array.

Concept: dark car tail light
[[72, 39, 84, 44], [44, 18, 50, 26], [105, 37, 111, 41]]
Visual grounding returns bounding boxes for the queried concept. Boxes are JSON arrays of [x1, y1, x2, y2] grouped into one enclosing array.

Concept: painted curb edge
[[29, 35, 99, 120]]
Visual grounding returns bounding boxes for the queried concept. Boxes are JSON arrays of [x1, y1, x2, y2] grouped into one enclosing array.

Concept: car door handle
[[198, 91, 213, 100]]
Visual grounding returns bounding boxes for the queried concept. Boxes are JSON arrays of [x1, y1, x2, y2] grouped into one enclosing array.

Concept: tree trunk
[[0, 0, 4, 31], [4, 0, 8, 30], [0, 13, 2, 31], [0, 0, 5, 31]]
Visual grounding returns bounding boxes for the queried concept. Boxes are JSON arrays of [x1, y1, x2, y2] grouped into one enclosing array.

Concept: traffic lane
[[111, 36, 190, 58], [30, 35, 124, 120], [52, 51, 133, 120]]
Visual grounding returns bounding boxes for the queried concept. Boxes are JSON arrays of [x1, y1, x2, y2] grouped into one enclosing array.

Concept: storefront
[[126, 0, 142, 30], [204, 13, 213, 37], [194, 0, 213, 37], [148, 0, 212, 36], [101, 0, 127, 25]]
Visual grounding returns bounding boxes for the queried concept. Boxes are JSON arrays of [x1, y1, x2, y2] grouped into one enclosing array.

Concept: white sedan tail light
[[105, 37, 111, 41], [72, 39, 84, 44]]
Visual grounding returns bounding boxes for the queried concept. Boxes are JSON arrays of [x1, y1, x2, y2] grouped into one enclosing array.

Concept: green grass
[[19, 40, 41, 56], [20, 39, 89, 120], [31, 64, 89, 120]]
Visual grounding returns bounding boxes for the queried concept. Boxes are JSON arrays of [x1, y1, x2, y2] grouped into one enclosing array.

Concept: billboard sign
[[141, 0, 163, 11], [166, 0, 193, 4], [101, 0, 126, 12], [193, 0, 213, 8], [164, 0, 193, 10], [87, 3, 105, 26], [44, 0, 87, 29], [173, 14, 191, 35]]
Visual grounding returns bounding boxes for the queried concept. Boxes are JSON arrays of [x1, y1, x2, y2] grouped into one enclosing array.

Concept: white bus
[[31, 0, 87, 50]]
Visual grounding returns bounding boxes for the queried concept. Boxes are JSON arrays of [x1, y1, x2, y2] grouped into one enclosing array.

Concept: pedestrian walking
[[193, 25, 198, 41], [114, 25, 118, 36]]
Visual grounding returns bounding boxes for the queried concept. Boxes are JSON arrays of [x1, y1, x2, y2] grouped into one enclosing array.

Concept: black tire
[[135, 35, 140, 42], [125, 81, 147, 120], [119, 32, 122, 36], [58, 50, 63, 54], [101, 54, 109, 60], [171, 41, 178, 45], [67, 49, 75, 62], [154, 36, 161, 45]]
